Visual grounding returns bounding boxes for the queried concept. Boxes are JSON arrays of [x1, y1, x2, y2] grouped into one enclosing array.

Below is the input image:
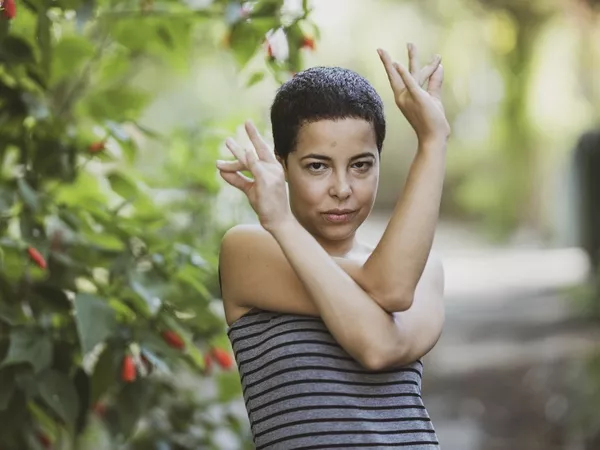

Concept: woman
[[217, 44, 448, 449]]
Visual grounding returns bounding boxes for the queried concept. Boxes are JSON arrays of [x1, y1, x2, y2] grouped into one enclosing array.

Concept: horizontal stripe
[[249, 391, 422, 415], [243, 365, 421, 395], [255, 416, 432, 438], [229, 317, 323, 345], [258, 429, 437, 450], [253, 404, 427, 426], [234, 327, 332, 355], [247, 378, 419, 402], [290, 441, 440, 449], [237, 339, 342, 366], [241, 352, 354, 381]]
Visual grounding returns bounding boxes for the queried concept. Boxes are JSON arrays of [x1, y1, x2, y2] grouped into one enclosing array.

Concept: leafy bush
[[0, 0, 317, 448]]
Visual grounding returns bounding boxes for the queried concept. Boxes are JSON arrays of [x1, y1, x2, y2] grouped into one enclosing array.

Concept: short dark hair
[[270, 66, 386, 160]]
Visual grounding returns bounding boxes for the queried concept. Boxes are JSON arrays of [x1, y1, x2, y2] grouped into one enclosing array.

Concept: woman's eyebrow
[[300, 152, 376, 162], [349, 152, 376, 161], [300, 153, 331, 161]]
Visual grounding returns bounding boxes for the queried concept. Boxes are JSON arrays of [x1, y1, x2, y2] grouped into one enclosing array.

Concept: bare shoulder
[[219, 223, 318, 325], [220, 223, 274, 250], [219, 223, 286, 267]]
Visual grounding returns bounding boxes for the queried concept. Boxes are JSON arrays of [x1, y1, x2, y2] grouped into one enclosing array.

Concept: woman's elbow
[[377, 290, 415, 313], [356, 342, 411, 372]]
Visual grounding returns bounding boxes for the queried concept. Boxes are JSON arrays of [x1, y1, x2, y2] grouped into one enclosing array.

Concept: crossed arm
[[219, 143, 446, 370]]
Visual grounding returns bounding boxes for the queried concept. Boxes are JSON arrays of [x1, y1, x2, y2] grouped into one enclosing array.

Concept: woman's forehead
[[294, 118, 378, 157]]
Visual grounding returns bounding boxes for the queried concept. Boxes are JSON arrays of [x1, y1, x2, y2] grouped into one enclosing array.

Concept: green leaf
[[51, 36, 95, 85], [115, 380, 152, 437], [74, 368, 90, 433], [74, 293, 117, 355], [0, 369, 15, 411], [32, 283, 71, 311], [229, 18, 277, 66], [107, 172, 139, 200], [36, 8, 52, 77], [246, 71, 265, 87], [0, 303, 28, 326], [90, 344, 120, 405], [217, 370, 243, 402], [37, 369, 80, 429], [0, 36, 35, 64], [0, 328, 53, 374], [17, 178, 40, 212], [130, 279, 162, 316], [82, 86, 150, 122]]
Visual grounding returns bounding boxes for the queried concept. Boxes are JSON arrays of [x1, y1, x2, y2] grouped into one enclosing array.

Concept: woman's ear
[[276, 154, 288, 182]]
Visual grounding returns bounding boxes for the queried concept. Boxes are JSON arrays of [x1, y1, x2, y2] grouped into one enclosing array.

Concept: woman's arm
[[355, 143, 446, 312], [353, 47, 449, 312], [219, 222, 445, 369], [220, 221, 397, 369]]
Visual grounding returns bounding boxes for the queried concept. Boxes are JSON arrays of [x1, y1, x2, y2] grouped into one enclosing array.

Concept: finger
[[244, 146, 261, 175], [377, 48, 405, 91], [225, 137, 248, 165], [219, 170, 253, 193], [245, 120, 276, 162], [393, 61, 421, 96], [427, 64, 444, 100], [216, 159, 245, 172], [418, 55, 441, 86], [407, 43, 420, 77]]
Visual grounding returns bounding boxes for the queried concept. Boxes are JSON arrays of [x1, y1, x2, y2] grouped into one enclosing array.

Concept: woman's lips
[[322, 211, 358, 223]]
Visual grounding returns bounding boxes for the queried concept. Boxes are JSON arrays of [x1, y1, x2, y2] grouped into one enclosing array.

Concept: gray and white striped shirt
[[227, 309, 440, 450]]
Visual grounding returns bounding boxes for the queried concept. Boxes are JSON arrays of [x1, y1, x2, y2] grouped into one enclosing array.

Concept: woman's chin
[[319, 221, 358, 240]]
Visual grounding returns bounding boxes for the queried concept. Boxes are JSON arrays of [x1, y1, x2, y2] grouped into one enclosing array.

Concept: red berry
[[2, 0, 16, 19], [301, 36, 315, 51], [212, 348, 234, 370], [88, 141, 105, 153], [37, 432, 51, 448], [121, 355, 136, 382], [27, 247, 47, 270], [161, 330, 185, 350]]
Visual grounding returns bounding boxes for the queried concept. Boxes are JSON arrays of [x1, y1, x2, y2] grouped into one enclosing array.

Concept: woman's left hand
[[378, 44, 451, 147], [216, 121, 292, 233]]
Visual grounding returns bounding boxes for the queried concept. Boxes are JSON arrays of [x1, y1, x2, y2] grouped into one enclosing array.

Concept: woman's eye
[[353, 161, 373, 171], [307, 162, 326, 171]]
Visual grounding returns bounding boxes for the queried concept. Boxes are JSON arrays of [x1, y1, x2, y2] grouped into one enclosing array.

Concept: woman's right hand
[[216, 121, 292, 233]]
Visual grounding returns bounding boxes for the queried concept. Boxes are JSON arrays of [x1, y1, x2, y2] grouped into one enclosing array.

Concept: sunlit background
[[1, 0, 600, 448]]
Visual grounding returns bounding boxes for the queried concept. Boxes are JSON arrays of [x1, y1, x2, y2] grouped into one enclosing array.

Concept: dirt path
[[359, 214, 599, 450]]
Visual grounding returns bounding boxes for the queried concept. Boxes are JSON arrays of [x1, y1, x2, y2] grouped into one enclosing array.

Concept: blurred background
[[1, 0, 599, 449]]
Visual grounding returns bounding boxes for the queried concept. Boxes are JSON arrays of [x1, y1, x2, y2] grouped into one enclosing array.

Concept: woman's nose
[[330, 175, 352, 199]]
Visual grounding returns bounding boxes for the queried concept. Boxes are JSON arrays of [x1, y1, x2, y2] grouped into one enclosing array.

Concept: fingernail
[[407, 43, 413, 50]]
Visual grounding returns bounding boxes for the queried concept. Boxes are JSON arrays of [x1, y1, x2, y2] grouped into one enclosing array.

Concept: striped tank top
[[227, 309, 440, 449]]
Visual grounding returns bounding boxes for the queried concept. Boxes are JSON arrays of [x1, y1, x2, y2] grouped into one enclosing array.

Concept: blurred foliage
[[0, 0, 317, 448], [410, 0, 600, 240]]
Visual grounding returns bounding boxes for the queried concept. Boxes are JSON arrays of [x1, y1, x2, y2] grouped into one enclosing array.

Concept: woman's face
[[280, 118, 380, 250]]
